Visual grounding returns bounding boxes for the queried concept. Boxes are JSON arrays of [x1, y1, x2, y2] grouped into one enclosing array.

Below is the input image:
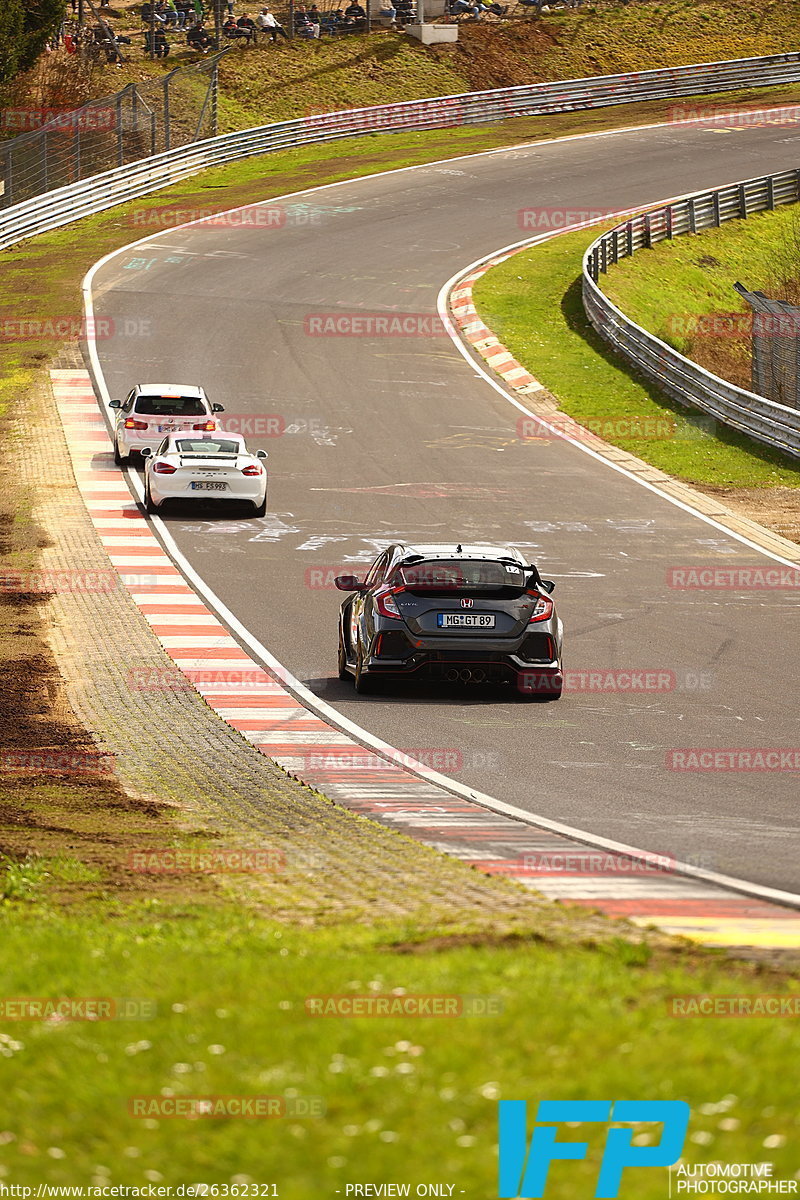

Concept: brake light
[[375, 587, 403, 619], [152, 461, 177, 474], [124, 417, 148, 430], [527, 593, 554, 623], [241, 464, 262, 476], [193, 420, 216, 431]]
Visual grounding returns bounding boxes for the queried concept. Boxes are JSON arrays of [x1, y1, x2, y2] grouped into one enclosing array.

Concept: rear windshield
[[135, 396, 207, 416], [398, 559, 526, 590], [174, 439, 240, 456]]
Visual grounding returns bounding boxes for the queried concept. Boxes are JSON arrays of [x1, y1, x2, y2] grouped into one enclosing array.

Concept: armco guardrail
[[582, 168, 800, 460], [4, 51, 800, 251]]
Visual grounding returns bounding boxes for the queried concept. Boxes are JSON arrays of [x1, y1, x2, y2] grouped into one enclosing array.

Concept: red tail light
[[152, 461, 177, 474], [375, 586, 403, 619], [193, 420, 216, 431], [241, 464, 262, 476], [124, 417, 148, 430], [527, 593, 554, 623]]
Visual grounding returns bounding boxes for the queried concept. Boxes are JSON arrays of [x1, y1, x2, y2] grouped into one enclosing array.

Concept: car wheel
[[353, 643, 375, 694], [252, 495, 267, 517], [113, 437, 128, 465], [144, 482, 159, 514], [338, 627, 350, 680]]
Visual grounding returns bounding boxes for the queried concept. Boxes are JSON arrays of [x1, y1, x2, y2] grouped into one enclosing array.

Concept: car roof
[[133, 383, 206, 397], [395, 543, 527, 563]]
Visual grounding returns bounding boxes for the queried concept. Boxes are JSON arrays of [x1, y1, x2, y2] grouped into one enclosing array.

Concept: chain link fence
[[0, 51, 227, 210], [734, 284, 800, 411]]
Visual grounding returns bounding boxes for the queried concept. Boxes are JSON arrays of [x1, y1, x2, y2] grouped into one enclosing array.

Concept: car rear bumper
[[364, 629, 562, 688]]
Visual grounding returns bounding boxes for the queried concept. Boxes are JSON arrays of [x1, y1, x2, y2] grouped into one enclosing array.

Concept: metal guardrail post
[[688, 198, 696, 234], [739, 182, 747, 218], [116, 92, 124, 166], [712, 192, 721, 226], [767, 176, 775, 210], [644, 212, 652, 248], [666, 206, 673, 239]]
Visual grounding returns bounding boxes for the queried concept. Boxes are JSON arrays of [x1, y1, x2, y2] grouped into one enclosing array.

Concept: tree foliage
[[0, 0, 67, 84]]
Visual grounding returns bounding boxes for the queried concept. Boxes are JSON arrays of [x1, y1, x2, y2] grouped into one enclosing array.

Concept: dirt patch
[[694, 484, 800, 545]]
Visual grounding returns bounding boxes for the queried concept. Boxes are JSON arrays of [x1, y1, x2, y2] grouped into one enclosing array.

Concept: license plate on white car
[[157, 424, 177, 433], [437, 613, 495, 628], [190, 481, 228, 491]]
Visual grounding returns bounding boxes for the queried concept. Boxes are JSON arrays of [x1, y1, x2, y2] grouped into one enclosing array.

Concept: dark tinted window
[[399, 559, 525, 590], [174, 439, 240, 455], [134, 395, 207, 416]]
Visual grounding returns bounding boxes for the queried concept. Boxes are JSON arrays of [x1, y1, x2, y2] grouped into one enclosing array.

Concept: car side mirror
[[334, 575, 365, 592], [140, 446, 153, 458], [256, 450, 268, 459], [109, 399, 121, 409], [212, 404, 225, 412], [541, 579, 556, 594]]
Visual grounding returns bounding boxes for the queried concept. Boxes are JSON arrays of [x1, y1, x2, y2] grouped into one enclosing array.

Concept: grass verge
[[601, 203, 800, 394], [0, 877, 798, 1190], [473, 226, 800, 488]]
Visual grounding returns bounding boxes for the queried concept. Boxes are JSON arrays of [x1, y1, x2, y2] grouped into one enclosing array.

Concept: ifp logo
[[498, 1100, 689, 1198]]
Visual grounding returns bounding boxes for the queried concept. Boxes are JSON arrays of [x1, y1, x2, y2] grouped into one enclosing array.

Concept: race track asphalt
[[90, 114, 800, 892]]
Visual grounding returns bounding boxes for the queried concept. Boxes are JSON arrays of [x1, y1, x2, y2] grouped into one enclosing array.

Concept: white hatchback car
[[109, 384, 225, 462], [141, 432, 268, 515]]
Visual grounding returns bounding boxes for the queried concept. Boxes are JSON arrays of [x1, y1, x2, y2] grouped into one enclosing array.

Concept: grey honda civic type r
[[335, 543, 564, 698]]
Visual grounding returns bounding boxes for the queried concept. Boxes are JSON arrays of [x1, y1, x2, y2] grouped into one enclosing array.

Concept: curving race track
[[86, 115, 800, 895]]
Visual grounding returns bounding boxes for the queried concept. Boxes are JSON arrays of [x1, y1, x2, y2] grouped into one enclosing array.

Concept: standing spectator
[[144, 26, 170, 53], [256, 7, 289, 39]]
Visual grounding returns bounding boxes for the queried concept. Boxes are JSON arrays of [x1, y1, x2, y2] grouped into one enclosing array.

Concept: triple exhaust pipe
[[443, 667, 487, 684]]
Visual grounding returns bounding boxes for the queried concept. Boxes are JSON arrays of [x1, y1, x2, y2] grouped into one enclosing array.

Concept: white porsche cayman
[[141, 433, 268, 516]]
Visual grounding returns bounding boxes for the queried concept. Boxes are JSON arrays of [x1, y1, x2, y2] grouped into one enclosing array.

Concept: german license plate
[[157, 424, 176, 433], [190, 481, 227, 491], [437, 613, 495, 628]]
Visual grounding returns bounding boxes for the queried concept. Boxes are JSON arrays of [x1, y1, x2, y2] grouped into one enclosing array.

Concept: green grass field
[[0, 859, 798, 1193]]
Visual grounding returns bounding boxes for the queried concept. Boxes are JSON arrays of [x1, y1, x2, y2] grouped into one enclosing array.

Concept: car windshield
[[398, 559, 525, 590], [135, 396, 207, 416], [174, 439, 241, 456]]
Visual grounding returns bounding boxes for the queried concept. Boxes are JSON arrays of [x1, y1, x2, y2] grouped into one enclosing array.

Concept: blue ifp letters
[[498, 1099, 690, 1198]]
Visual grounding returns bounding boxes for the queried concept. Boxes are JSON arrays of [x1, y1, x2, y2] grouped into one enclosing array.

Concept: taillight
[[375, 587, 403, 619], [527, 593, 554, 623], [193, 420, 216, 431], [241, 464, 262, 476], [152, 461, 177, 474], [124, 417, 148, 430]]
